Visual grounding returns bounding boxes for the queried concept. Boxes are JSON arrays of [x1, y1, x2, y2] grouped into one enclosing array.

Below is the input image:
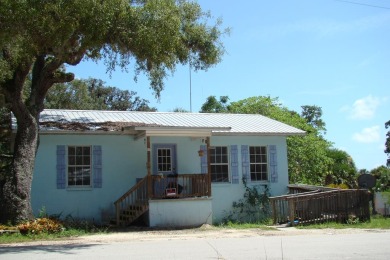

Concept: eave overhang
[[127, 126, 232, 139]]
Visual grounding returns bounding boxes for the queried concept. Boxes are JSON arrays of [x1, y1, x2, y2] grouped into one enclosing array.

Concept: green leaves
[[370, 166, 390, 192], [45, 78, 156, 111], [385, 120, 390, 166], [200, 96, 229, 113], [1, 0, 226, 97]]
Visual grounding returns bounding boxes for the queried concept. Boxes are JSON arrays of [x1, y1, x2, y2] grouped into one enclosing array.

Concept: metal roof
[[31, 109, 305, 136]]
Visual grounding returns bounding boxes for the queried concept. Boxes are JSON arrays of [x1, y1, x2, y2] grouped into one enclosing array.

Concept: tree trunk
[[0, 60, 37, 224], [0, 53, 74, 224], [1, 108, 38, 223]]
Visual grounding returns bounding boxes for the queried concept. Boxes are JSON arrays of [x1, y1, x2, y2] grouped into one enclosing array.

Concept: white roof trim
[[129, 126, 231, 139]]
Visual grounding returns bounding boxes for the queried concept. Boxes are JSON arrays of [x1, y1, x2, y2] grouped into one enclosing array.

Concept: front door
[[152, 144, 177, 175], [152, 144, 177, 197]]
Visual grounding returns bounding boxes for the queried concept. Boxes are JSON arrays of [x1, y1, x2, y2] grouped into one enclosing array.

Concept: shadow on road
[[0, 243, 99, 255]]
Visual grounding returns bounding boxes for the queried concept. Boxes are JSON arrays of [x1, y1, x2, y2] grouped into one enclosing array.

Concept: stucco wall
[[209, 136, 289, 223], [32, 134, 147, 223], [149, 198, 212, 227]]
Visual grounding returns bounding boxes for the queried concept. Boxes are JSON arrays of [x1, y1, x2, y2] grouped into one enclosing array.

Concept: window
[[210, 146, 229, 182], [68, 146, 91, 187], [157, 148, 172, 172], [249, 146, 268, 181]]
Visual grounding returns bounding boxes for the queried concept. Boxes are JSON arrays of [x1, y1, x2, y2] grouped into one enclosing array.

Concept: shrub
[[17, 218, 63, 235], [222, 178, 271, 224], [327, 183, 349, 189]]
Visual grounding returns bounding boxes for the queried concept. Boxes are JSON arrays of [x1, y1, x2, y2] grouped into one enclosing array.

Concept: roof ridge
[[42, 109, 270, 117]]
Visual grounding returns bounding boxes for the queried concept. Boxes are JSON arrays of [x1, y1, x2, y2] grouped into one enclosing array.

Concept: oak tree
[[0, 0, 226, 223]]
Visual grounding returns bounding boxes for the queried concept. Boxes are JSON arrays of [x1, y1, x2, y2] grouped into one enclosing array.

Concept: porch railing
[[114, 173, 210, 226], [149, 173, 210, 199], [270, 189, 370, 225]]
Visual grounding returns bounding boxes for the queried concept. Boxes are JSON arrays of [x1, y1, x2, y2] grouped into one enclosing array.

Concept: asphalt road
[[1, 231, 389, 259]]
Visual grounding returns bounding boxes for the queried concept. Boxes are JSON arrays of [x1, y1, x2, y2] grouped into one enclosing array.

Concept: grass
[[0, 229, 95, 244], [216, 219, 276, 230], [0, 217, 110, 245], [296, 215, 390, 229], [216, 216, 390, 230]]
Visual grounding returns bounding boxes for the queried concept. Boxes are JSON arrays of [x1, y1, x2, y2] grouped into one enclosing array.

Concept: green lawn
[[296, 215, 390, 229], [0, 229, 99, 244]]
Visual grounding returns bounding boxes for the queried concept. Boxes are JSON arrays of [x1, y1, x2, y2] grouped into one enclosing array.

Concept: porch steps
[[115, 176, 149, 226], [118, 204, 149, 226]]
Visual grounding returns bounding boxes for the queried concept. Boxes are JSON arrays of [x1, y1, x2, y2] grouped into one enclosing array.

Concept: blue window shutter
[[269, 145, 278, 183], [56, 145, 66, 189], [93, 145, 103, 188], [200, 145, 207, 174], [241, 145, 250, 182], [231, 145, 239, 184]]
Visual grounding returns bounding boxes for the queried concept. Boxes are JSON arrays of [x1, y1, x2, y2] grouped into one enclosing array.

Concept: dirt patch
[[2, 225, 389, 247]]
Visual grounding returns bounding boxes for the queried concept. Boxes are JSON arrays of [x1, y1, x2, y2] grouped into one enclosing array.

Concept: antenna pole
[[189, 61, 192, 112]]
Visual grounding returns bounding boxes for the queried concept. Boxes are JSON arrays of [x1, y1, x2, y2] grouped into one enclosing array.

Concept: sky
[[67, 0, 390, 171]]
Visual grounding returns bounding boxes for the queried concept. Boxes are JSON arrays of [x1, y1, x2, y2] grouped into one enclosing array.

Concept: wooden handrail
[[114, 176, 149, 226], [270, 190, 321, 200], [270, 189, 370, 225], [114, 176, 148, 205]]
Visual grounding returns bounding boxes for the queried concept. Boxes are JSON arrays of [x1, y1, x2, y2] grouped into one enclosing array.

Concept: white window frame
[[210, 146, 230, 183], [67, 145, 92, 187], [157, 147, 173, 173], [249, 146, 268, 182]]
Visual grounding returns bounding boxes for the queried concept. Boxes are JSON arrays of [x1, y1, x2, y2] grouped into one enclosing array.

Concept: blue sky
[[67, 0, 390, 171]]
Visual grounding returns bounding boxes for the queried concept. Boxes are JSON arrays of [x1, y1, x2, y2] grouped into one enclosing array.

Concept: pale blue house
[[30, 110, 304, 227]]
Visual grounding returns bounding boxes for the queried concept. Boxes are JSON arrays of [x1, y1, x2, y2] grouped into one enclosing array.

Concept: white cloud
[[343, 95, 387, 120], [352, 125, 380, 143]]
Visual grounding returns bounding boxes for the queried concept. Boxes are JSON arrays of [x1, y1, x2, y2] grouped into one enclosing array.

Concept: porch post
[[206, 136, 211, 197], [147, 136, 152, 199]]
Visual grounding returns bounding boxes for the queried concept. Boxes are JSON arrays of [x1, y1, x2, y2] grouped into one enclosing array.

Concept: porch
[[114, 173, 211, 226], [114, 130, 214, 226]]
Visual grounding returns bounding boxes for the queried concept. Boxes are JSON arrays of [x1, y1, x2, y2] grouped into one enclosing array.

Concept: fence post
[[289, 198, 296, 226], [271, 199, 277, 224]]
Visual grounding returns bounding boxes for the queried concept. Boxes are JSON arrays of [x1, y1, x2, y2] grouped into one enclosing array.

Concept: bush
[[222, 178, 271, 224], [327, 183, 349, 189], [17, 218, 63, 235], [0, 224, 17, 231]]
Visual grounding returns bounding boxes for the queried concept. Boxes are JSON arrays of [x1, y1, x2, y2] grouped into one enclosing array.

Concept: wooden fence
[[270, 189, 370, 225]]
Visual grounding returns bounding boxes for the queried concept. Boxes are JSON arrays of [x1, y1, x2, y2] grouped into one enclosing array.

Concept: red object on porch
[[165, 188, 177, 197]]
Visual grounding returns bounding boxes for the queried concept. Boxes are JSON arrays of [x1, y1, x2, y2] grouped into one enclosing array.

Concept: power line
[[334, 0, 390, 9]]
